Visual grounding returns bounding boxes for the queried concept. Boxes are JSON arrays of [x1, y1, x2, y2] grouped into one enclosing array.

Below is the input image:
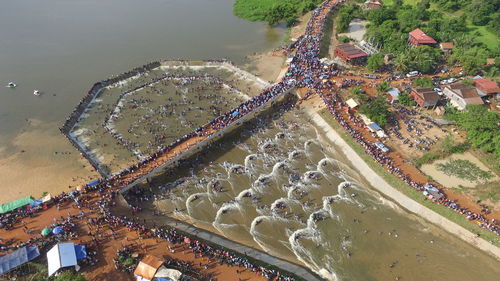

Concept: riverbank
[[302, 104, 500, 259]]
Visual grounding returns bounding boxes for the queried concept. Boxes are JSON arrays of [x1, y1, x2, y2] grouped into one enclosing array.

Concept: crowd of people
[[2, 0, 498, 280], [103, 74, 245, 158]]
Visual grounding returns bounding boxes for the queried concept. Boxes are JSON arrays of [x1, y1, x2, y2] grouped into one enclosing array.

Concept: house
[[472, 78, 500, 97], [387, 87, 400, 103], [411, 88, 440, 108], [364, 0, 383, 9], [442, 83, 484, 110], [408, 28, 437, 47], [334, 44, 368, 64], [439, 42, 454, 53]]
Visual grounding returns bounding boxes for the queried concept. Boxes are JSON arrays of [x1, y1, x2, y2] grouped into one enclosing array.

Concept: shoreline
[[303, 106, 500, 260]]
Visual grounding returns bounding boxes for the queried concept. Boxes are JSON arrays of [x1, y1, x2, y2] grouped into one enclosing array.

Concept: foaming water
[[140, 108, 500, 281]]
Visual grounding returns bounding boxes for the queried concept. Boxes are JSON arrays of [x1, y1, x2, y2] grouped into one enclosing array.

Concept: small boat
[[6, 82, 16, 88], [33, 90, 40, 96]]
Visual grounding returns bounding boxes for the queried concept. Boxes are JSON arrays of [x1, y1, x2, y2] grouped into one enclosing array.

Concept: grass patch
[[413, 153, 441, 167], [466, 22, 499, 51], [437, 159, 494, 183], [233, 0, 283, 21], [319, 109, 500, 246]]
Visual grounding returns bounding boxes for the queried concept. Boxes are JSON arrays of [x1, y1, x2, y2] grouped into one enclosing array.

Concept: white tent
[[346, 98, 359, 109], [155, 266, 183, 281], [47, 243, 78, 276]]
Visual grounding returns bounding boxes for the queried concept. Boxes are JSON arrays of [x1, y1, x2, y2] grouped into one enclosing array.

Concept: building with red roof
[[411, 88, 440, 108], [473, 78, 500, 97], [334, 44, 368, 64], [408, 28, 437, 47]]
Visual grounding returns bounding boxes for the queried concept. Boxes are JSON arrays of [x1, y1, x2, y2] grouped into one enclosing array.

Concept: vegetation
[[338, 35, 351, 43], [364, 0, 499, 75], [395, 45, 441, 73], [359, 96, 392, 126], [446, 105, 500, 163], [30, 270, 87, 281], [413, 152, 441, 167], [366, 53, 385, 71], [439, 134, 469, 154], [412, 76, 434, 88], [350, 86, 367, 101], [437, 159, 494, 183], [233, 0, 323, 26], [319, 110, 500, 246], [336, 4, 364, 33], [398, 91, 417, 106]]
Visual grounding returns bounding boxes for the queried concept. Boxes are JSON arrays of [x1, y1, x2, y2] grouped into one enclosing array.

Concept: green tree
[[399, 92, 417, 106], [367, 7, 396, 25], [367, 53, 385, 71], [413, 77, 434, 88], [359, 96, 392, 126], [403, 45, 441, 73], [447, 105, 500, 158], [338, 35, 351, 43], [376, 81, 391, 94], [265, 3, 298, 26], [351, 86, 367, 101], [53, 272, 87, 281]]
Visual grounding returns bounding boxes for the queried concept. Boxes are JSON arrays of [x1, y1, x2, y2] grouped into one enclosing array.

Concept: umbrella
[[52, 226, 63, 235], [41, 227, 52, 236], [183, 237, 191, 244]]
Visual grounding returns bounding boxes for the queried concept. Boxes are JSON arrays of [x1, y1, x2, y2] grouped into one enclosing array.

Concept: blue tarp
[[52, 226, 64, 235], [0, 245, 40, 274], [369, 122, 382, 131], [154, 278, 171, 281], [29, 200, 43, 208], [74, 245, 87, 260], [87, 179, 99, 186], [232, 111, 239, 117]]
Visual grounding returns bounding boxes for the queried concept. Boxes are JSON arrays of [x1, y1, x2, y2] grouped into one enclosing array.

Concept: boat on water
[[6, 82, 16, 88], [33, 90, 40, 96]]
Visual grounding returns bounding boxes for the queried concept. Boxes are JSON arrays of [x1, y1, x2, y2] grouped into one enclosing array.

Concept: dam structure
[[58, 1, 346, 280]]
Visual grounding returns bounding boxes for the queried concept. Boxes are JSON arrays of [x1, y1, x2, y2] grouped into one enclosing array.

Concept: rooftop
[[409, 28, 437, 44], [336, 44, 368, 59], [473, 78, 500, 94]]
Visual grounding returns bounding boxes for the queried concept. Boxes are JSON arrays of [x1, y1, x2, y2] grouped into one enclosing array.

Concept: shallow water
[[138, 104, 500, 281], [71, 63, 267, 173], [0, 0, 284, 153], [0, 0, 284, 201]]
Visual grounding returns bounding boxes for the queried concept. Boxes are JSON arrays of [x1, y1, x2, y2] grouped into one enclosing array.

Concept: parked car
[[406, 71, 420, 78]]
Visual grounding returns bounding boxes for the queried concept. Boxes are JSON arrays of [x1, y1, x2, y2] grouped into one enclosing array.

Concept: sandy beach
[[0, 120, 98, 204]]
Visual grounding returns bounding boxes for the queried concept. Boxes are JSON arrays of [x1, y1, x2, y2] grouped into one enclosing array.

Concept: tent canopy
[[346, 98, 359, 109], [134, 255, 164, 281], [87, 179, 99, 186], [74, 245, 87, 260], [368, 122, 382, 132], [155, 266, 183, 281], [0, 245, 40, 274], [47, 243, 78, 276], [0, 196, 34, 214]]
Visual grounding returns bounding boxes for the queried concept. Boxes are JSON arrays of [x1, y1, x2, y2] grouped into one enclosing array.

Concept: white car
[[406, 71, 420, 78]]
